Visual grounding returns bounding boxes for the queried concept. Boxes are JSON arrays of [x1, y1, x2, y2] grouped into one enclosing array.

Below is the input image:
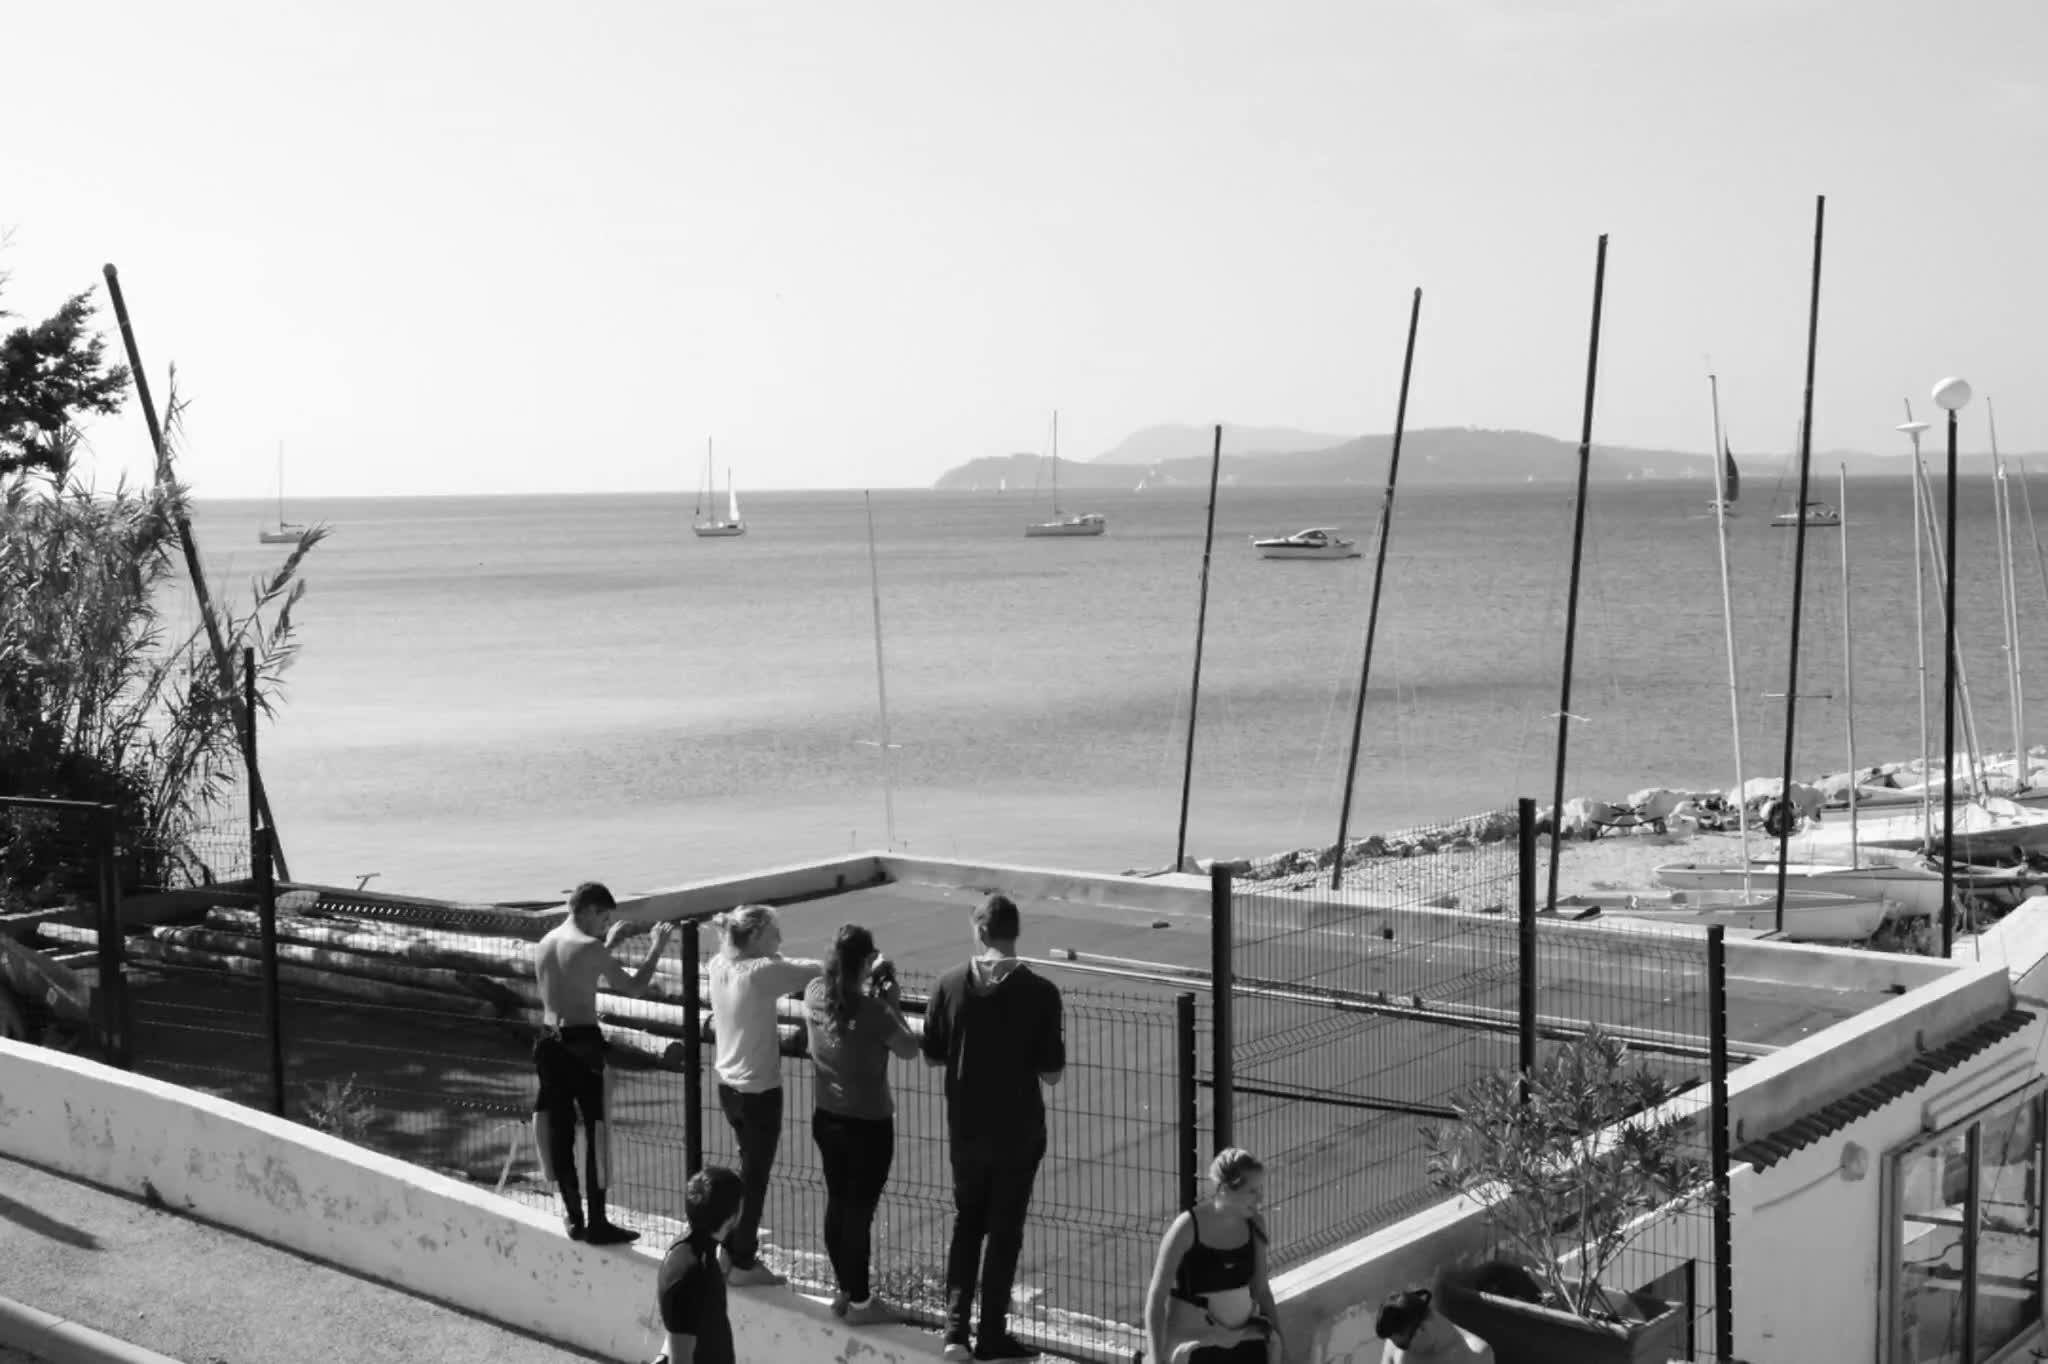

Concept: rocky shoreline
[[1239, 746, 2048, 885]]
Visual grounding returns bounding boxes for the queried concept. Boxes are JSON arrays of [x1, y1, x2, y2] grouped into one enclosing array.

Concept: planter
[[1435, 1268, 1684, 1364]]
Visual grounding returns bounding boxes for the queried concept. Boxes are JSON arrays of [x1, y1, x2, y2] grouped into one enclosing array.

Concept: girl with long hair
[[802, 922, 920, 1324]]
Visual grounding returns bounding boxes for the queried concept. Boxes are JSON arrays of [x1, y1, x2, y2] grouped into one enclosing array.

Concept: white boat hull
[[258, 525, 306, 544], [1653, 858, 2047, 917], [1026, 519, 1105, 537], [1256, 541, 1360, 560], [692, 522, 747, 538], [1789, 798, 2048, 860], [1554, 888, 1888, 943]]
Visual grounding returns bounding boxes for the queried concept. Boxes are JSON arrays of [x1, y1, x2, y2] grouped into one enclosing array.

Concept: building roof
[[1732, 1007, 2036, 1171]]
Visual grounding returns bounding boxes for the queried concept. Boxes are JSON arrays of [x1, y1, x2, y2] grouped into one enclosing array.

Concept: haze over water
[[185, 475, 2046, 901]]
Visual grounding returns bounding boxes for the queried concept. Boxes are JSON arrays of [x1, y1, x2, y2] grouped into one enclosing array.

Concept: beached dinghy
[[1552, 887, 1888, 943], [1653, 849, 2048, 918]]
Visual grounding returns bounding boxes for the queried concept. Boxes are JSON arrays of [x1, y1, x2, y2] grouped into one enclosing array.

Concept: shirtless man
[[533, 880, 675, 1243]]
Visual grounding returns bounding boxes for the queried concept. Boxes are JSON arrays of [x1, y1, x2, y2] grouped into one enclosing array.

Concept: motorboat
[[1772, 500, 1841, 528], [1550, 887, 1889, 944], [1252, 527, 1362, 560]]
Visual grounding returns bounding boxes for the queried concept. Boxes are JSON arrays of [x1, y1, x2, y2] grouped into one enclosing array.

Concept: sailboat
[[691, 439, 746, 538], [1705, 438, 1740, 518], [257, 443, 307, 544], [1604, 377, 1887, 943], [1025, 411, 1105, 538]]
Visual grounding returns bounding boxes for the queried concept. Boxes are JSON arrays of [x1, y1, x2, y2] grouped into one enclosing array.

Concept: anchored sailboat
[[1025, 411, 1105, 538], [258, 442, 307, 544], [691, 439, 747, 538]]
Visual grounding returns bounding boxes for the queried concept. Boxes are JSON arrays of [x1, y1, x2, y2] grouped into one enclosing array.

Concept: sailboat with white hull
[[1025, 411, 1105, 538], [691, 439, 746, 538], [258, 442, 308, 544]]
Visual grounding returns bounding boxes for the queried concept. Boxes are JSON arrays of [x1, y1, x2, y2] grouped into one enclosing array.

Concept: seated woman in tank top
[[1141, 1148, 1283, 1364]]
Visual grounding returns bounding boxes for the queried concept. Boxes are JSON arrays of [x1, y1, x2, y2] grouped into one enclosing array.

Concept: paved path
[[0, 1156, 610, 1364]]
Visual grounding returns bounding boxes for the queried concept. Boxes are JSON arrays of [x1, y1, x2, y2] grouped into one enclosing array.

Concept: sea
[[178, 473, 2047, 902]]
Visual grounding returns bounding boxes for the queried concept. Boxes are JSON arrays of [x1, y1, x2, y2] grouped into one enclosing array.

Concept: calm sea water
[[178, 473, 2045, 901]]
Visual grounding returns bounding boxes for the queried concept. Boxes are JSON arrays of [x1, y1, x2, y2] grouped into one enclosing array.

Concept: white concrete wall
[[0, 1040, 953, 1363], [1732, 1015, 2046, 1364]]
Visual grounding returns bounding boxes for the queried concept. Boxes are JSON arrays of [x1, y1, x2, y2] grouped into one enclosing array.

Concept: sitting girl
[[1141, 1148, 1284, 1364]]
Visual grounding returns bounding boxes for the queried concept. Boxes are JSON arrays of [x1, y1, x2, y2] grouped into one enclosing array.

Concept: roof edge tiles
[[1733, 1008, 2035, 1171]]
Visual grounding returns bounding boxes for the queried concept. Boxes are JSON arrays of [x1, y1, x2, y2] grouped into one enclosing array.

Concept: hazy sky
[[6, 0, 2045, 497]]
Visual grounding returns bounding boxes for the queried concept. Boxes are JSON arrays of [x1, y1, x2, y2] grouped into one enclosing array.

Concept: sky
[[4, 0, 2045, 497]]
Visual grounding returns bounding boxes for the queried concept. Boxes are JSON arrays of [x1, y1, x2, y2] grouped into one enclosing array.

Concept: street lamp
[[1932, 377, 1972, 957]]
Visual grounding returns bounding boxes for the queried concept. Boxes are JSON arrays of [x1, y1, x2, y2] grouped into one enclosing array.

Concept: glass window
[[1890, 1091, 2047, 1364]]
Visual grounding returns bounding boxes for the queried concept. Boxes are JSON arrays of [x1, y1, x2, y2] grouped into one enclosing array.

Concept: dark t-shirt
[[657, 1233, 734, 1364], [804, 978, 914, 1120], [920, 960, 1065, 1146]]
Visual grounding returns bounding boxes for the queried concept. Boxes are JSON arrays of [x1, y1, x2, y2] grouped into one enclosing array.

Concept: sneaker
[[831, 1292, 849, 1318], [563, 1218, 586, 1242], [941, 1343, 973, 1363], [583, 1221, 641, 1246], [975, 1333, 1039, 1361], [843, 1298, 900, 1326], [727, 1261, 787, 1287]]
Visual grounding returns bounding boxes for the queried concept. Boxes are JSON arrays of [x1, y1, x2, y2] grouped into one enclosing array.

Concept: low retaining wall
[[0, 1041, 951, 1363]]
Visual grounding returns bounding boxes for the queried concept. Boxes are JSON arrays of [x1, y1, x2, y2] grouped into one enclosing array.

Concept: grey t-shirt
[[804, 978, 914, 1121]]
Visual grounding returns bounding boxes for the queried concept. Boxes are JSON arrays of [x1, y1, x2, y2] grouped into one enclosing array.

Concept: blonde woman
[[1142, 1149, 1283, 1364], [707, 904, 822, 1285]]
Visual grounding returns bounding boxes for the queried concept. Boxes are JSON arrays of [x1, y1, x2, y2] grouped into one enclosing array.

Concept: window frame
[[1882, 1078, 2048, 1364]]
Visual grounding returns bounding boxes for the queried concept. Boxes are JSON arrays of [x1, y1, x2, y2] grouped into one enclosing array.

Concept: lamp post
[[1900, 414, 1932, 851], [1933, 377, 1972, 957]]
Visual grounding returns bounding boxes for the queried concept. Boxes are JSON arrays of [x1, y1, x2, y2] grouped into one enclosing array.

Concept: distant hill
[[933, 426, 2048, 491], [1086, 423, 1349, 466]]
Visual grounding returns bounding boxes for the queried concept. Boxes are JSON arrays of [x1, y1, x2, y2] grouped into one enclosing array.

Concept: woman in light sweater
[[802, 923, 921, 1324], [708, 904, 822, 1285]]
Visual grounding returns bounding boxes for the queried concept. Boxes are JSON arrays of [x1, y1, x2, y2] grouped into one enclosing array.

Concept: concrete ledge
[[0, 1041, 953, 1363], [0, 1292, 185, 1364], [619, 854, 889, 923]]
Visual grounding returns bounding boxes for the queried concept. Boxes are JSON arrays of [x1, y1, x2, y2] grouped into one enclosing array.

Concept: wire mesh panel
[[1229, 806, 1523, 1267], [698, 951, 1188, 1361]]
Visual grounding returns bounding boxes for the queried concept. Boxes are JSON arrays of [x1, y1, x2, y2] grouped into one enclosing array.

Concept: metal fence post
[[1176, 992, 1198, 1212], [1209, 863, 1234, 1152], [1517, 797, 1538, 1095], [1708, 925, 1735, 1363], [255, 826, 287, 1118], [243, 646, 261, 881], [91, 803, 130, 1069], [683, 920, 703, 1174]]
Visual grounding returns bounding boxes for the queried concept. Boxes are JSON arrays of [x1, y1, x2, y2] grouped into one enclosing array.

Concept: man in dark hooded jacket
[[922, 892, 1066, 1361]]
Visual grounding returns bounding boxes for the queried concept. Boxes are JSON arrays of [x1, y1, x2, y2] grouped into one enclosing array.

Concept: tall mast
[[1331, 289, 1424, 889], [1052, 410, 1061, 516], [1771, 195, 1827, 937], [1901, 405, 1933, 848], [1991, 399, 2025, 788], [1544, 234, 1609, 915], [862, 492, 898, 849], [1707, 374, 1752, 892], [1174, 426, 1225, 872], [1839, 464, 1858, 868], [2018, 462, 2048, 793], [276, 441, 285, 527]]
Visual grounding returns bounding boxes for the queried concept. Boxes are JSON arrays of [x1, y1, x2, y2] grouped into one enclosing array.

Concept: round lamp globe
[[1933, 377, 1973, 412]]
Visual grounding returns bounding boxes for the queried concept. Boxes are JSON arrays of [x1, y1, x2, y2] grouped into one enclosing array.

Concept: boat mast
[[1332, 288, 1424, 889], [276, 441, 285, 528], [1912, 451, 1988, 796], [1173, 426, 1225, 873], [1992, 399, 2025, 789], [1839, 463, 1858, 868], [2018, 462, 2048, 792], [1901, 405, 1933, 849], [697, 438, 710, 521], [861, 492, 898, 849], [1544, 235, 1609, 916], [1707, 374, 1753, 893], [1051, 410, 1061, 517], [1771, 195, 1827, 938]]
